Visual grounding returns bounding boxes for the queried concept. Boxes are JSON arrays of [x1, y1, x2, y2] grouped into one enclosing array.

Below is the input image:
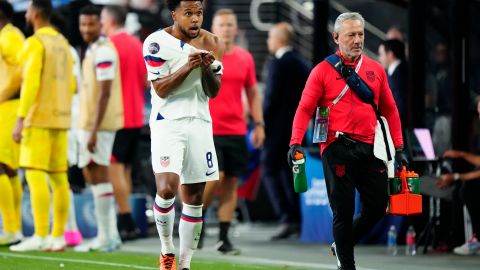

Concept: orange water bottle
[[292, 152, 308, 193]]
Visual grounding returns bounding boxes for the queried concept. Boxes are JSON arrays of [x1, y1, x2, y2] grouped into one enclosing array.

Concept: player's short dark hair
[[31, 0, 53, 20], [166, 0, 203, 11], [79, 5, 101, 18], [103, 5, 127, 26], [381, 39, 405, 60], [0, 0, 14, 21]]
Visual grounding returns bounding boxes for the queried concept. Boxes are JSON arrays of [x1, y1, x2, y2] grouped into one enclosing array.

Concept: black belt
[[335, 131, 357, 146]]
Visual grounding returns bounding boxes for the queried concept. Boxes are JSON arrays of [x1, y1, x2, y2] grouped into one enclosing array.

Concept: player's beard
[[179, 25, 199, 39]]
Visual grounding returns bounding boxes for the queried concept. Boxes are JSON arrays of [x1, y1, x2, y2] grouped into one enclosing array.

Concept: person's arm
[[377, 67, 403, 148], [290, 63, 324, 146], [143, 36, 202, 98], [13, 37, 43, 143], [437, 170, 480, 189], [87, 46, 116, 152], [244, 51, 264, 148], [150, 53, 202, 98], [246, 84, 265, 148], [88, 79, 112, 152], [444, 150, 480, 166], [200, 37, 225, 98]]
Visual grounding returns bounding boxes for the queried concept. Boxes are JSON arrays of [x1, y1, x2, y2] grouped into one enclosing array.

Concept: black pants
[[461, 180, 480, 237], [322, 137, 388, 269]]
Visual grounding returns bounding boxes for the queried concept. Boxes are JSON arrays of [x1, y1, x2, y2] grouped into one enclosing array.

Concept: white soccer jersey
[[86, 36, 117, 81], [143, 29, 222, 123]]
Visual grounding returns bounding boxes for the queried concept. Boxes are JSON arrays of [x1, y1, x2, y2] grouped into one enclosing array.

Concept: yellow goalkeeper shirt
[[0, 23, 25, 102], [17, 26, 74, 129]]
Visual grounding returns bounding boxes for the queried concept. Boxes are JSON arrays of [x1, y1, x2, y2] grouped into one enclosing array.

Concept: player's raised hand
[[200, 51, 215, 68], [187, 51, 203, 70]]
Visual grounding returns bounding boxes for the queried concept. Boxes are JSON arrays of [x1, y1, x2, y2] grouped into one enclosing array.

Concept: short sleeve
[[143, 36, 170, 81], [0, 29, 24, 65], [94, 45, 116, 81]]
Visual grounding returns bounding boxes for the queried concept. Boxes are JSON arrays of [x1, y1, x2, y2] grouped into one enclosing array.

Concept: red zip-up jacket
[[290, 51, 403, 154]]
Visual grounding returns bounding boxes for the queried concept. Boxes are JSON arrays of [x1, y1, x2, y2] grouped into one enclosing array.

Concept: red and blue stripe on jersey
[[144, 55, 166, 67], [96, 61, 113, 69]]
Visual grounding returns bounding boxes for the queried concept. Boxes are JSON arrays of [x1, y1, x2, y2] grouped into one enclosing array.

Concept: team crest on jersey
[[366, 71, 375, 82], [160, 156, 170, 167], [335, 164, 346, 177], [149, 42, 160, 54]]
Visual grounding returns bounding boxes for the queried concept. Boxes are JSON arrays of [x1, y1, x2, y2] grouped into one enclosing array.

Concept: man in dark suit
[[378, 39, 407, 125], [262, 22, 311, 240]]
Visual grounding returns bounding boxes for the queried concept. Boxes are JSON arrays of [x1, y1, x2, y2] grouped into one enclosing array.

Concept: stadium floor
[[122, 223, 479, 270], [1, 223, 478, 269]]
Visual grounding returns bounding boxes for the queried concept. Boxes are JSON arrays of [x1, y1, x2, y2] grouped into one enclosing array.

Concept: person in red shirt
[[101, 5, 147, 241], [288, 12, 406, 270], [202, 8, 264, 254]]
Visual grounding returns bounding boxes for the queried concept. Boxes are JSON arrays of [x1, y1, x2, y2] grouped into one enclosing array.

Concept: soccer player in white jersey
[[142, 1, 224, 269]]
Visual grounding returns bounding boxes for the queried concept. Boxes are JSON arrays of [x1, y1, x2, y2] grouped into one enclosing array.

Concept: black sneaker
[[118, 213, 140, 241], [215, 241, 241, 255]]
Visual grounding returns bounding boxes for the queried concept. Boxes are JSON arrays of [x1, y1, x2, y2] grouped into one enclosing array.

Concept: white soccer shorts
[[150, 117, 219, 184], [77, 129, 116, 168]]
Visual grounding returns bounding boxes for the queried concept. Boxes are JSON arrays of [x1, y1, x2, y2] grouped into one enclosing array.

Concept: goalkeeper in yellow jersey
[[10, 0, 74, 252], [0, 0, 25, 246]]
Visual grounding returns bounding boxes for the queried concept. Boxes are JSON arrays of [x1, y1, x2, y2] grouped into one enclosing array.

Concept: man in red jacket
[[288, 12, 406, 270]]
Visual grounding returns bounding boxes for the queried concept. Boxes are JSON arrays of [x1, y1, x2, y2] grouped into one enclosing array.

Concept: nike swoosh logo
[[150, 71, 160, 75], [206, 171, 216, 176], [335, 77, 342, 80]]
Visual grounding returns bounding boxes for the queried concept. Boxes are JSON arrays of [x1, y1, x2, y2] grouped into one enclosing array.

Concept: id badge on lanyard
[[312, 107, 329, 143], [312, 56, 364, 144]]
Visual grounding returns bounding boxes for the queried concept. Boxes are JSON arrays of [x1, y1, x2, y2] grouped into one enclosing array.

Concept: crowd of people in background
[[0, 1, 479, 269]]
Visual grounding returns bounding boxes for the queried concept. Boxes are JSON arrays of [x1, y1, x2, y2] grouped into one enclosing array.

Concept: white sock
[[110, 204, 120, 241], [154, 195, 175, 255], [91, 183, 114, 243], [179, 203, 203, 269], [65, 189, 79, 231]]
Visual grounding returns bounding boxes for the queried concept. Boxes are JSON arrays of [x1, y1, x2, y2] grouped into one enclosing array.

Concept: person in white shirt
[[75, 5, 123, 252], [142, 1, 224, 269]]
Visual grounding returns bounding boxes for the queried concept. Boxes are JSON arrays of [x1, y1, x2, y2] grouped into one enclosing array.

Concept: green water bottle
[[292, 152, 308, 193]]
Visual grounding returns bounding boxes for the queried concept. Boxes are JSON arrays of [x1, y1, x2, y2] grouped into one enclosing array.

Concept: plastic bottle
[[387, 225, 398, 255], [406, 225, 416, 255], [292, 152, 308, 193]]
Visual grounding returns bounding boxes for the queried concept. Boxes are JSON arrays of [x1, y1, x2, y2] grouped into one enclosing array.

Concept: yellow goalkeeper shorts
[[19, 127, 68, 172], [0, 99, 20, 170]]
